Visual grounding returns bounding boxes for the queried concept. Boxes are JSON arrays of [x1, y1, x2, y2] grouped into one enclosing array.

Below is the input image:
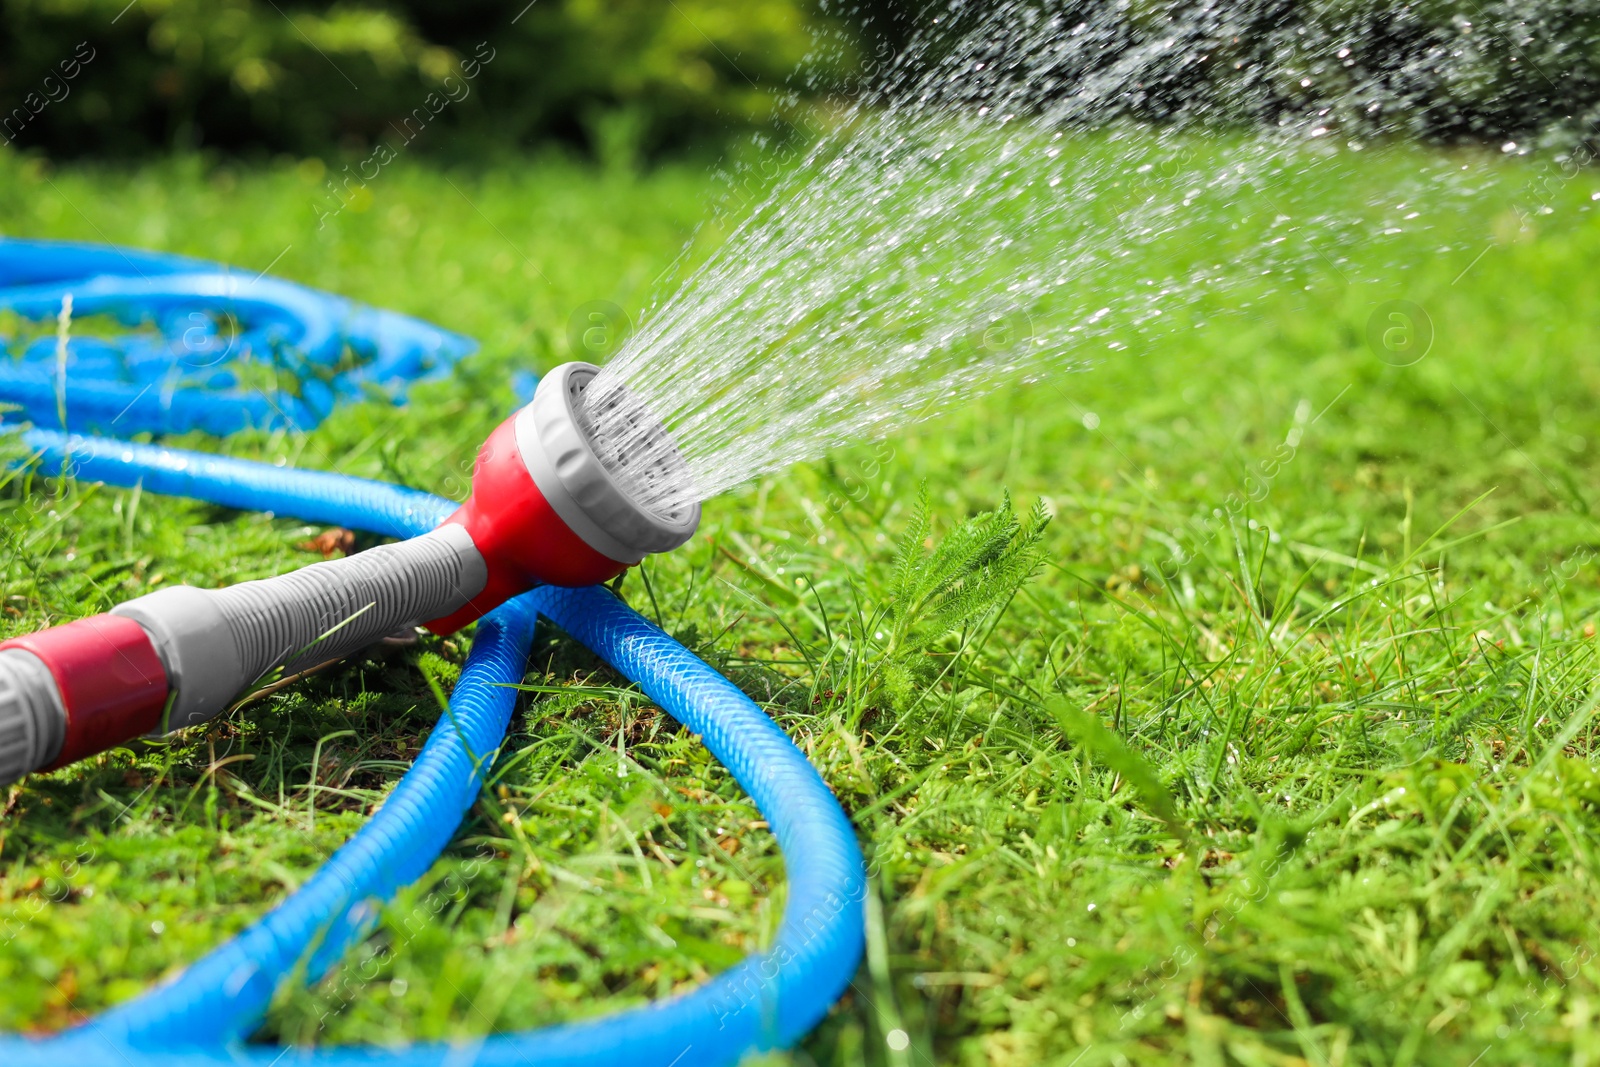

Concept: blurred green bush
[[0, 0, 836, 159], [0, 0, 1595, 160]]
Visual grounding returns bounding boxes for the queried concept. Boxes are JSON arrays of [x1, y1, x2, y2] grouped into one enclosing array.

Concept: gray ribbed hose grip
[[0, 649, 67, 787], [112, 525, 487, 731]]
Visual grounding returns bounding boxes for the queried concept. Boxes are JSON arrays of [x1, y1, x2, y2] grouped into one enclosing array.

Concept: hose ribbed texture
[[0, 239, 866, 1065], [209, 528, 481, 680]]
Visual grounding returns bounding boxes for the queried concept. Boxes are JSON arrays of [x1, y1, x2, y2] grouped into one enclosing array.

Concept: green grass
[[2, 142, 1600, 1066]]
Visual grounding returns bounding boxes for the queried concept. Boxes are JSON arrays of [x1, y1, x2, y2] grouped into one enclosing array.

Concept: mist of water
[[580, 0, 1570, 517]]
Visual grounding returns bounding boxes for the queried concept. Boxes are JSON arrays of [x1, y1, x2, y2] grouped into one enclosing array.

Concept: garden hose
[[0, 237, 476, 436], [0, 240, 866, 1064]]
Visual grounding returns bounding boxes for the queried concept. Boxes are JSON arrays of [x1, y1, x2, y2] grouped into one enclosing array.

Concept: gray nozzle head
[[515, 362, 700, 565]]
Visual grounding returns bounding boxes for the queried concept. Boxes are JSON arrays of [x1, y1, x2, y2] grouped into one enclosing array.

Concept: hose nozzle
[[0, 362, 698, 786], [428, 362, 699, 632]]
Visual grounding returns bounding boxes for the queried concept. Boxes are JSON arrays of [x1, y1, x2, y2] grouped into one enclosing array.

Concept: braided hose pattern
[[24, 429, 453, 538], [0, 238, 476, 437], [80, 595, 542, 1053], [1, 429, 867, 1067]]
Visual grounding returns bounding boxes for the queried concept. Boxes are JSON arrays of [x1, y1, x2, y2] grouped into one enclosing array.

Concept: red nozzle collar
[[426, 415, 626, 634]]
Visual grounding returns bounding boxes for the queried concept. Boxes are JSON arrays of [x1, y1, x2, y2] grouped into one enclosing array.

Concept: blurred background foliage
[[0, 0, 856, 160], [0, 0, 1596, 162]]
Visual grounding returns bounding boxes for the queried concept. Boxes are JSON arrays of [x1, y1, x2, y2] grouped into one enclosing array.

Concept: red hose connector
[[0, 613, 170, 767], [428, 415, 627, 634]]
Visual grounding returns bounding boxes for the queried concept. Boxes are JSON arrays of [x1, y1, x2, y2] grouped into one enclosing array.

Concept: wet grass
[[2, 143, 1600, 1065]]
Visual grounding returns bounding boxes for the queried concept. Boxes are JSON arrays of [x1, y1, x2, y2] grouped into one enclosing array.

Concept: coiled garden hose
[[0, 242, 866, 1064], [0, 237, 476, 436]]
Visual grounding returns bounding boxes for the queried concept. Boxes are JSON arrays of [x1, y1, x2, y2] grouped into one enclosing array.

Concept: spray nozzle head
[[517, 362, 700, 563], [426, 362, 699, 634]]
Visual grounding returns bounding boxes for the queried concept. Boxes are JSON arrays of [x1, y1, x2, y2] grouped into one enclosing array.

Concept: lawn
[[2, 142, 1600, 1066]]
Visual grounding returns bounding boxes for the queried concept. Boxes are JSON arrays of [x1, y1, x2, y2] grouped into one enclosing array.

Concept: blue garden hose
[[0, 237, 476, 436], [0, 242, 866, 1064]]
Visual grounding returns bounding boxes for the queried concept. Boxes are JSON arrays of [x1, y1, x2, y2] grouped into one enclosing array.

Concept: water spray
[[0, 362, 698, 786]]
